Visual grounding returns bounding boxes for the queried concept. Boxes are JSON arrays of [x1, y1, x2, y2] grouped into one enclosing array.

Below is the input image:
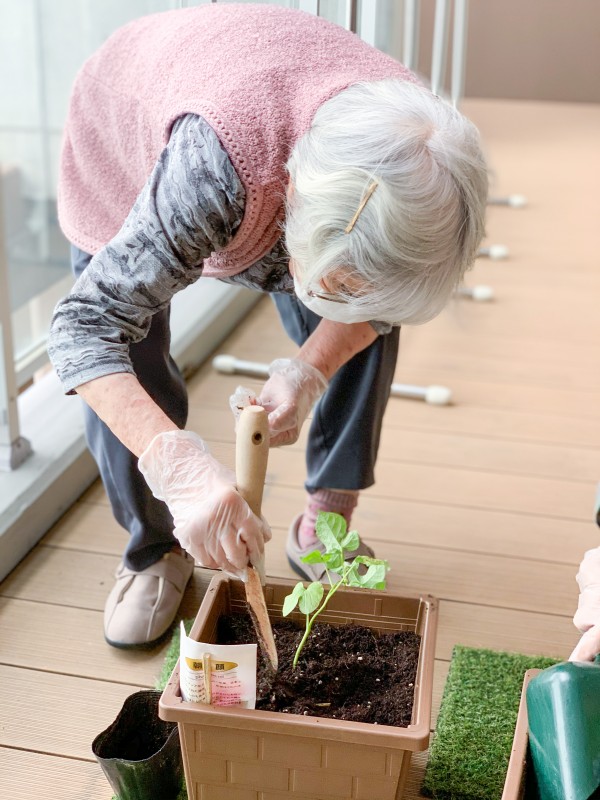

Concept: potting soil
[[218, 613, 421, 726], [97, 702, 177, 761]]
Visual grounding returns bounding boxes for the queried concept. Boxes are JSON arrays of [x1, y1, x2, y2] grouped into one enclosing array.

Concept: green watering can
[[526, 657, 600, 800], [526, 485, 600, 800]]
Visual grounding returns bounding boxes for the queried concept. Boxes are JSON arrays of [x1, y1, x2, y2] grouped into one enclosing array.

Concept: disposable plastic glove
[[256, 358, 328, 447], [569, 546, 600, 662], [138, 430, 271, 580]]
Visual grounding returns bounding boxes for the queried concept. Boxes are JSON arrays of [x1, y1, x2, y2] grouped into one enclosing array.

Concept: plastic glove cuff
[[138, 429, 212, 501], [268, 357, 328, 394]]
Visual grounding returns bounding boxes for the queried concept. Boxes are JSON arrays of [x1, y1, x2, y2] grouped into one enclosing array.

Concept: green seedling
[[283, 511, 389, 668]]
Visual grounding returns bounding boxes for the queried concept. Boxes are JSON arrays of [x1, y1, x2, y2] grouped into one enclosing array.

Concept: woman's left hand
[[257, 358, 328, 446], [569, 546, 600, 661]]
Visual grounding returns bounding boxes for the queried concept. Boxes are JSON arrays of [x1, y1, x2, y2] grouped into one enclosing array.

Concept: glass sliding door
[[0, 0, 178, 390]]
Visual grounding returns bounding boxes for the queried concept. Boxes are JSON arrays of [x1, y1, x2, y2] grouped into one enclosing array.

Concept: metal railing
[[298, 0, 469, 105], [0, 187, 32, 471], [430, 0, 469, 106]]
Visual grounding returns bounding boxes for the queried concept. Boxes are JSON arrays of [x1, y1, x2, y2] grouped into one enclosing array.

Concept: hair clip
[[344, 179, 379, 234]]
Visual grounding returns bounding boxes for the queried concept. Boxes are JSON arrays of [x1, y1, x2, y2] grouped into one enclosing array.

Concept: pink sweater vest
[[58, 4, 414, 277]]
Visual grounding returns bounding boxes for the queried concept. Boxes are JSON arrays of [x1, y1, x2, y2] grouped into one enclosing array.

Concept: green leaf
[[301, 549, 327, 565], [322, 550, 345, 572], [355, 562, 389, 589], [315, 512, 346, 552], [344, 560, 362, 587], [282, 582, 306, 616], [345, 557, 390, 588], [298, 582, 324, 615], [353, 555, 389, 568], [341, 530, 360, 552]]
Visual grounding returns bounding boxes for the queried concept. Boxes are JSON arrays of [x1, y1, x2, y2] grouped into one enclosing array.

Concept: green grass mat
[[153, 619, 192, 693], [421, 645, 561, 800]]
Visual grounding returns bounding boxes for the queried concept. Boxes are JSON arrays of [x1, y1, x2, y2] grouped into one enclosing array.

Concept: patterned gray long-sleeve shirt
[[48, 114, 294, 394], [49, 114, 391, 394]]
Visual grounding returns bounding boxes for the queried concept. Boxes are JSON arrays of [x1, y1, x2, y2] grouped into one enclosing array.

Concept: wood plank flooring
[[1, 98, 599, 799]]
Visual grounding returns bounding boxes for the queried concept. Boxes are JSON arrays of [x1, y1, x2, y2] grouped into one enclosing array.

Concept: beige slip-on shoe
[[285, 513, 375, 583], [104, 549, 195, 649]]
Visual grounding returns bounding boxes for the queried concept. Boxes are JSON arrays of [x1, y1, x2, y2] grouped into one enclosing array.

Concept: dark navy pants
[[72, 246, 400, 571]]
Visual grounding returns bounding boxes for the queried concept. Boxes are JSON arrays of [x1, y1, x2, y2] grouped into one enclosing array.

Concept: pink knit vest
[[58, 4, 414, 277]]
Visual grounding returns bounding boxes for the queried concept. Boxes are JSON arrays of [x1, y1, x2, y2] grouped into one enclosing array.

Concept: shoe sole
[[105, 624, 175, 650]]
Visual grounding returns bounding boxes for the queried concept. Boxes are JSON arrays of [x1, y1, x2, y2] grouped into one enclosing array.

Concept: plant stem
[[292, 575, 347, 668], [293, 618, 314, 670]]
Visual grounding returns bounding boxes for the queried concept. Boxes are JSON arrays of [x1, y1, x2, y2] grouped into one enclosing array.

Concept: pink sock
[[298, 489, 359, 549]]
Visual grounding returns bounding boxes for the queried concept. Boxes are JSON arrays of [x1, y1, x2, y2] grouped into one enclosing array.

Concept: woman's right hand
[[138, 430, 271, 579], [569, 546, 600, 662]]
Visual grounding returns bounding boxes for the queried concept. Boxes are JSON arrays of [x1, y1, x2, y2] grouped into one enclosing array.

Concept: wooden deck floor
[[1, 98, 599, 799]]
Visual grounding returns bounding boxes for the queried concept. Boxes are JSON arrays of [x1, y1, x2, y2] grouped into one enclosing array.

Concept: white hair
[[284, 79, 489, 326]]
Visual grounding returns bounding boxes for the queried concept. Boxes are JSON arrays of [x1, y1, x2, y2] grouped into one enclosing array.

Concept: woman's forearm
[[75, 321, 378, 455], [295, 319, 379, 380], [76, 373, 179, 457]]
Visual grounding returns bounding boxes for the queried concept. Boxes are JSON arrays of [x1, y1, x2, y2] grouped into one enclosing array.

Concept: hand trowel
[[235, 405, 278, 673]]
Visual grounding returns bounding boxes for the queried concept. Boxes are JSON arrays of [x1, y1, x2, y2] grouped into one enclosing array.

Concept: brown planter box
[[160, 574, 438, 800], [501, 669, 541, 800]]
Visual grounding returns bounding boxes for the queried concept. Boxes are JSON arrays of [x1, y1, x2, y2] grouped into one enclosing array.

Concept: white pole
[[455, 285, 494, 302], [298, 0, 320, 15], [359, 0, 378, 46], [451, 0, 469, 107], [402, 0, 420, 70], [0, 183, 32, 470], [488, 195, 528, 208], [345, 0, 358, 33], [477, 244, 509, 260], [33, 0, 52, 263], [430, 0, 450, 97], [212, 355, 452, 406]]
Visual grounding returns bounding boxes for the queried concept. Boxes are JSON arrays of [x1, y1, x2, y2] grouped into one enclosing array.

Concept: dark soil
[[94, 692, 176, 761], [217, 614, 421, 727]]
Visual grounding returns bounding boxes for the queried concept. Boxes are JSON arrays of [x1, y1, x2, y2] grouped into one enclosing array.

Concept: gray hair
[[285, 79, 489, 326]]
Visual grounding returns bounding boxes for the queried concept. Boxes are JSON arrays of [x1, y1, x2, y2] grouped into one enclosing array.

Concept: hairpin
[[344, 179, 379, 234]]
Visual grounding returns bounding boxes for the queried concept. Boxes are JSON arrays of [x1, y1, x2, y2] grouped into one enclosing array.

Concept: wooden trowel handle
[[236, 406, 278, 672], [236, 405, 269, 516]]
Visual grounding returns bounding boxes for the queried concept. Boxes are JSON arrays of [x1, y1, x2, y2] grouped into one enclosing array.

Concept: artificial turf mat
[[421, 645, 561, 800]]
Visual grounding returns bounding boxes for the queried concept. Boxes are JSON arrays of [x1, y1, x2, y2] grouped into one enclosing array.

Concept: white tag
[[179, 622, 257, 708]]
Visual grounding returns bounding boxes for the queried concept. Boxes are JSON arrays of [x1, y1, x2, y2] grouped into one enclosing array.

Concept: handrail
[[402, 0, 420, 70], [0, 179, 32, 470], [345, 0, 358, 33], [451, 0, 469, 107], [431, 0, 469, 106], [431, 0, 450, 97], [298, 0, 320, 14]]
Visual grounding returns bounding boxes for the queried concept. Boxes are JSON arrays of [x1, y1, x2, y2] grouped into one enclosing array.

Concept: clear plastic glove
[[255, 358, 328, 447], [569, 546, 600, 662], [229, 386, 257, 418], [138, 430, 271, 580]]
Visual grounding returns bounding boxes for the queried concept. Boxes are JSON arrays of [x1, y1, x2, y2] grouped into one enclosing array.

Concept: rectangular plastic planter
[[160, 574, 438, 800], [501, 669, 541, 800]]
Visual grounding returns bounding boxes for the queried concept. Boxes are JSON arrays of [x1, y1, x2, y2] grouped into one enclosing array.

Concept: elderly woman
[[48, 4, 488, 648]]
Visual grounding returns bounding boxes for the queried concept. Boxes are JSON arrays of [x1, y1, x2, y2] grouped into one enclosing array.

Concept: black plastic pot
[[92, 690, 183, 800]]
